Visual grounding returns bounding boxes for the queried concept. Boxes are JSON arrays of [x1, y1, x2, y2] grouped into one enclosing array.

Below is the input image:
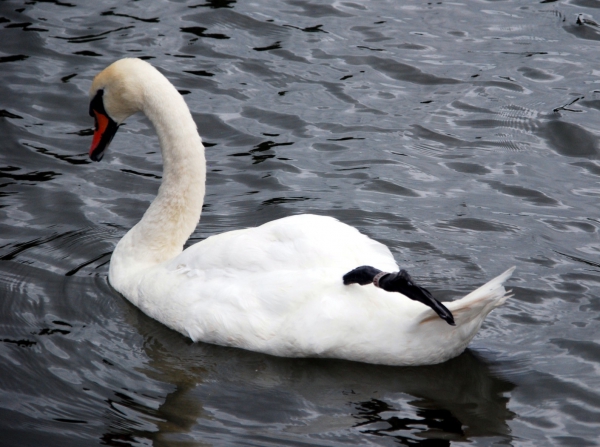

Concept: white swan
[[88, 58, 514, 366]]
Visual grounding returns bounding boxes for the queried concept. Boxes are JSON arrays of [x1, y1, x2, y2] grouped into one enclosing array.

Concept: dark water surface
[[2, 0, 600, 445]]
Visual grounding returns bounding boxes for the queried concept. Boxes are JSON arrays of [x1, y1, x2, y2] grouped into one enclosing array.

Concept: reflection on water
[[2, 0, 600, 445], [104, 311, 515, 446]]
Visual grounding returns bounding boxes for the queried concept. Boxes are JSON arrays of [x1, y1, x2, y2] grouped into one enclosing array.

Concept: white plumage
[[88, 58, 514, 366]]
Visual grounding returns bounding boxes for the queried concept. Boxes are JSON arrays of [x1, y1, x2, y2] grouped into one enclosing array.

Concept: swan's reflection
[[102, 308, 515, 446], [348, 350, 515, 445]]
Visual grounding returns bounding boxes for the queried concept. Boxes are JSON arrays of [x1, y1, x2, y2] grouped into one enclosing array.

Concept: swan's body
[[89, 58, 514, 366]]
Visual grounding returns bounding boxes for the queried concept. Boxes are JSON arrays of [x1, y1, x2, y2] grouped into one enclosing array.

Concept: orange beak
[[89, 109, 119, 162], [89, 89, 119, 162], [90, 111, 109, 156]]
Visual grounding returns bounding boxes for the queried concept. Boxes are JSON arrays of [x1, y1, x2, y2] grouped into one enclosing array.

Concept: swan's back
[[173, 215, 397, 274]]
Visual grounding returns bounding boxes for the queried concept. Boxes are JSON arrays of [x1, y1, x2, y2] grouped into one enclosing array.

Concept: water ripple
[[2, 0, 600, 445]]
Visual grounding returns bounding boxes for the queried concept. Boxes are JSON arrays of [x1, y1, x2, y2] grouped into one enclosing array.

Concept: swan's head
[[88, 58, 149, 161]]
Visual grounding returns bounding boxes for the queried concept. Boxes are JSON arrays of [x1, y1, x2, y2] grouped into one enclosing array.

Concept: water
[[1, 0, 600, 445]]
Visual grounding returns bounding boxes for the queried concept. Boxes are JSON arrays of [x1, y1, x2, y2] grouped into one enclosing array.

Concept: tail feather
[[417, 267, 515, 326], [452, 266, 515, 308]]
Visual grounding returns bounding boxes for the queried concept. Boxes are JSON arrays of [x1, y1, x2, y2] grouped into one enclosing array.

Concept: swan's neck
[[110, 78, 206, 292]]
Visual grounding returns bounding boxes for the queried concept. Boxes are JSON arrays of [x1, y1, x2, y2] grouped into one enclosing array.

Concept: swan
[[88, 58, 514, 366]]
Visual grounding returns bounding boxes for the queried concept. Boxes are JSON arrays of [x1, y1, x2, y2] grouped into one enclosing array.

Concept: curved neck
[[113, 78, 206, 274]]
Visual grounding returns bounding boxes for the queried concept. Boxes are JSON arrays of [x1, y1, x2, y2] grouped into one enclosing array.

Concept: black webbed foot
[[343, 266, 455, 326]]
